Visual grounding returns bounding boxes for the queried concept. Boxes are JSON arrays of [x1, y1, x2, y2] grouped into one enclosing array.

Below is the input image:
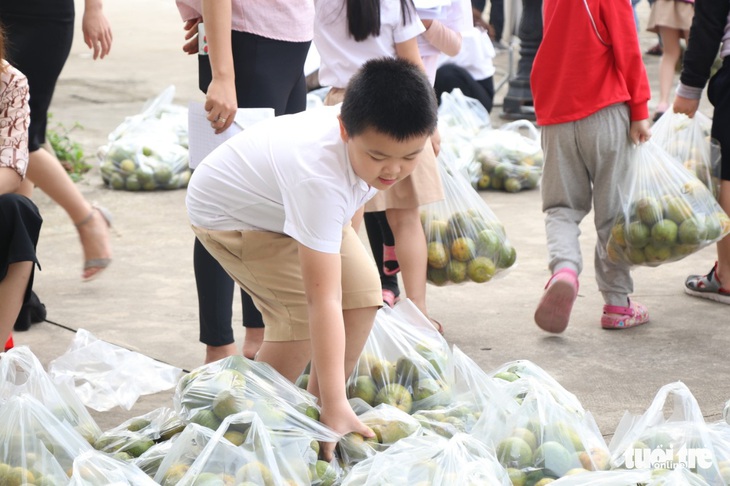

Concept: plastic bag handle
[[500, 119, 540, 141]]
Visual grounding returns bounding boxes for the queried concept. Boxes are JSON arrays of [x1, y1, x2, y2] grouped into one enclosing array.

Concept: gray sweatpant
[[541, 103, 633, 306]]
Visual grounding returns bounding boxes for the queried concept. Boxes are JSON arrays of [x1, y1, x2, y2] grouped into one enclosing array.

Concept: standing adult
[[646, 0, 694, 120], [0, 0, 114, 282], [176, 0, 314, 363]]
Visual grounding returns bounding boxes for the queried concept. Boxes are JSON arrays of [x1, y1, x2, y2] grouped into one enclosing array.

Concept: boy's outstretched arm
[[298, 244, 375, 460]]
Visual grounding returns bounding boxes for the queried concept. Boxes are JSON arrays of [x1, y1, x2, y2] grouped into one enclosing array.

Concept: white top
[[186, 105, 377, 253], [314, 0, 425, 89], [438, 27, 496, 80]]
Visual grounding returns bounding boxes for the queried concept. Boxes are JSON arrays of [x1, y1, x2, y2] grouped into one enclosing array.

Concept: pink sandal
[[534, 268, 579, 333], [383, 244, 400, 276], [601, 299, 650, 329], [382, 289, 400, 308]]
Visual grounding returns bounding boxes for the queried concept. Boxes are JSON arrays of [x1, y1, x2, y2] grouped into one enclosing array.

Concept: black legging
[[363, 211, 400, 297], [0, 194, 42, 305], [195, 31, 310, 346], [434, 63, 495, 114]]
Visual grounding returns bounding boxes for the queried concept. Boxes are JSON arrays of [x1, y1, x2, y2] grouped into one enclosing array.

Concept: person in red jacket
[[531, 0, 652, 333]]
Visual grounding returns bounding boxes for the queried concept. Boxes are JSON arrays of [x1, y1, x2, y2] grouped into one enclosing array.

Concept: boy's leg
[[534, 121, 590, 332]]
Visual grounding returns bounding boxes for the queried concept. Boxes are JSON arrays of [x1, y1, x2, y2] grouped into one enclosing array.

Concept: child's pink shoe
[[534, 269, 579, 333], [600, 299, 649, 329]]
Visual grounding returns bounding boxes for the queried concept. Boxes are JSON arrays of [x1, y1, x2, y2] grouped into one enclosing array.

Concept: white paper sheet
[[187, 102, 274, 168]]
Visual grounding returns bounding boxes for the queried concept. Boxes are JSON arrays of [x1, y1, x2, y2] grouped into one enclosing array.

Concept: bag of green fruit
[[421, 155, 517, 286], [473, 119, 543, 192], [607, 141, 730, 267], [609, 382, 727, 485], [472, 382, 612, 484], [0, 345, 102, 443], [153, 423, 216, 484], [336, 403, 422, 467], [0, 394, 94, 486], [342, 433, 512, 485], [346, 300, 454, 414], [98, 86, 192, 191], [173, 355, 320, 431], [69, 450, 158, 485], [651, 108, 720, 200]]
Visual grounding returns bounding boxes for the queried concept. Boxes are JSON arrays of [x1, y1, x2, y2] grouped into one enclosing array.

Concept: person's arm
[[201, 0, 237, 133], [674, 0, 729, 117], [297, 244, 374, 460], [82, 0, 113, 60], [421, 19, 462, 56]]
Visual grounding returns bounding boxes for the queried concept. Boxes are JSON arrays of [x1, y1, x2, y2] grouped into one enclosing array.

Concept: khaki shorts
[[191, 225, 382, 342]]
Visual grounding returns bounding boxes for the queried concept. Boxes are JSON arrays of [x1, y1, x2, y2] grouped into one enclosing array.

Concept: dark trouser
[[708, 57, 730, 181], [0, 194, 42, 305], [434, 64, 495, 114], [363, 212, 400, 296], [489, 0, 504, 41], [195, 31, 310, 345]]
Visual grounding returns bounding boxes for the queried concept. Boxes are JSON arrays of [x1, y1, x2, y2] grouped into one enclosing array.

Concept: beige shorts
[[191, 225, 382, 342]]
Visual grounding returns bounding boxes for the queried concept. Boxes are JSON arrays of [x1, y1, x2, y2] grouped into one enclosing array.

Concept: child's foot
[[204, 343, 237, 364], [383, 244, 400, 276], [685, 262, 730, 304], [600, 299, 649, 329], [534, 269, 579, 333], [242, 327, 264, 359]]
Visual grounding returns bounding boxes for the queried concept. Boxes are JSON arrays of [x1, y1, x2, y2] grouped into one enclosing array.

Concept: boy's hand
[[629, 119, 651, 145], [183, 18, 202, 55], [673, 95, 700, 118], [319, 400, 375, 462]]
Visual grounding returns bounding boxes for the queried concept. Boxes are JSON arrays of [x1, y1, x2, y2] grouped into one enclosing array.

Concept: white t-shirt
[[314, 0, 425, 89], [186, 106, 377, 254], [438, 27, 496, 80]]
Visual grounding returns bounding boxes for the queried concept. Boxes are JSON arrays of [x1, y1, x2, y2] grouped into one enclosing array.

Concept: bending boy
[[186, 57, 438, 456]]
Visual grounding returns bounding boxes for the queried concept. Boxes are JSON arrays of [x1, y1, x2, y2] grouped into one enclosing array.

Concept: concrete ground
[[11, 0, 728, 440]]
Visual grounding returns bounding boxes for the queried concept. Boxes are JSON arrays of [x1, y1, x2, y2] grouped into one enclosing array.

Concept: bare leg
[[242, 327, 264, 359], [656, 27, 682, 114], [204, 343, 238, 364], [716, 180, 730, 284], [255, 339, 312, 383], [25, 148, 111, 279], [0, 262, 33, 346], [386, 207, 429, 315]]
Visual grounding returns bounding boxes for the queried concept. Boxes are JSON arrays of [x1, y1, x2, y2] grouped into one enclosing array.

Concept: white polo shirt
[[186, 106, 377, 254], [314, 0, 425, 89]]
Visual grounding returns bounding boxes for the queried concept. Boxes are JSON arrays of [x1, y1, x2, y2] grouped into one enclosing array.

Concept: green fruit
[[154, 165, 173, 184], [705, 214, 723, 240], [370, 360, 396, 389], [348, 376, 378, 405], [189, 409, 223, 430], [504, 177, 522, 193], [664, 196, 693, 224], [125, 174, 141, 191], [212, 388, 249, 420], [534, 441, 577, 477], [650, 219, 678, 246], [626, 221, 650, 248], [427, 266, 449, 286], [467, 256, 497, 283], [497, 244, 517, 269], [313, 460, 337, 486], [636, 197, 663, 225], [110, 173, 125, 190], [427, 220, 449, 243], [446, 259, 468, 283], [494, 371, 519, 382], [412, 378, 450, 403], [395, 356, 420, 384], [496, 436, 533, 469], [678, 217, 707, 245], [235, 462, 274, 486], [626, 246, 645, 265], [512, 427, 538, 451], [126, 418, 151, 432], [119, 158, 137, 174], [374, 383, 413, 413], [451, 237, 476, 262], [123, 437, 155, 457], [427, 242, 450, 269], [223, 429, 247, 446], [507, 468, 527, 486], [476, 229, 500, 257], [371, 420, 416, 444], [611, 224, 626, 246], [295, 373, 309, 390], [644, 243, 672, 264]]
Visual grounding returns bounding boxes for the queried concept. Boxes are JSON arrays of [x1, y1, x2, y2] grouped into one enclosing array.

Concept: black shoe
[[27, 291, 46, 323], [13, 305, 31, 332]]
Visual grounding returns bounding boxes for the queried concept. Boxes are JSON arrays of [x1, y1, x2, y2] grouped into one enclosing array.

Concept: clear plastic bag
[[174, 355, 327, 443], [651, 108, 720, 199], [48, 328, 183, 412], [472, 381, 611, 483], [473, 120, 543, 192], [0, 394, 94, 485], [608, 382, 726, 484], [336, 403, 422, 467], [607, 142, 730, 267], [342, 433, 512, 485], [97, 85, 192, 191], [346, 300, 453, 414], [153, 423, 216, 485], [92, 407, 183, 460], [421, 155, 517, 286], [68, 449, 158, 485], [0, 345, 101, 442]]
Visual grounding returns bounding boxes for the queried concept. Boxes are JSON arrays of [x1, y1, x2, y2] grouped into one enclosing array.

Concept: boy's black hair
[[340, 57, 438, 141]]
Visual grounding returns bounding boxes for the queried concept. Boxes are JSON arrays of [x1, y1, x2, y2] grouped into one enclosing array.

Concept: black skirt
[[0, 194, 42, 303]]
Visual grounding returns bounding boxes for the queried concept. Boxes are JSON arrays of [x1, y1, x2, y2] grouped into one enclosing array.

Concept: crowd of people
[[1, 0, 728, 451]]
